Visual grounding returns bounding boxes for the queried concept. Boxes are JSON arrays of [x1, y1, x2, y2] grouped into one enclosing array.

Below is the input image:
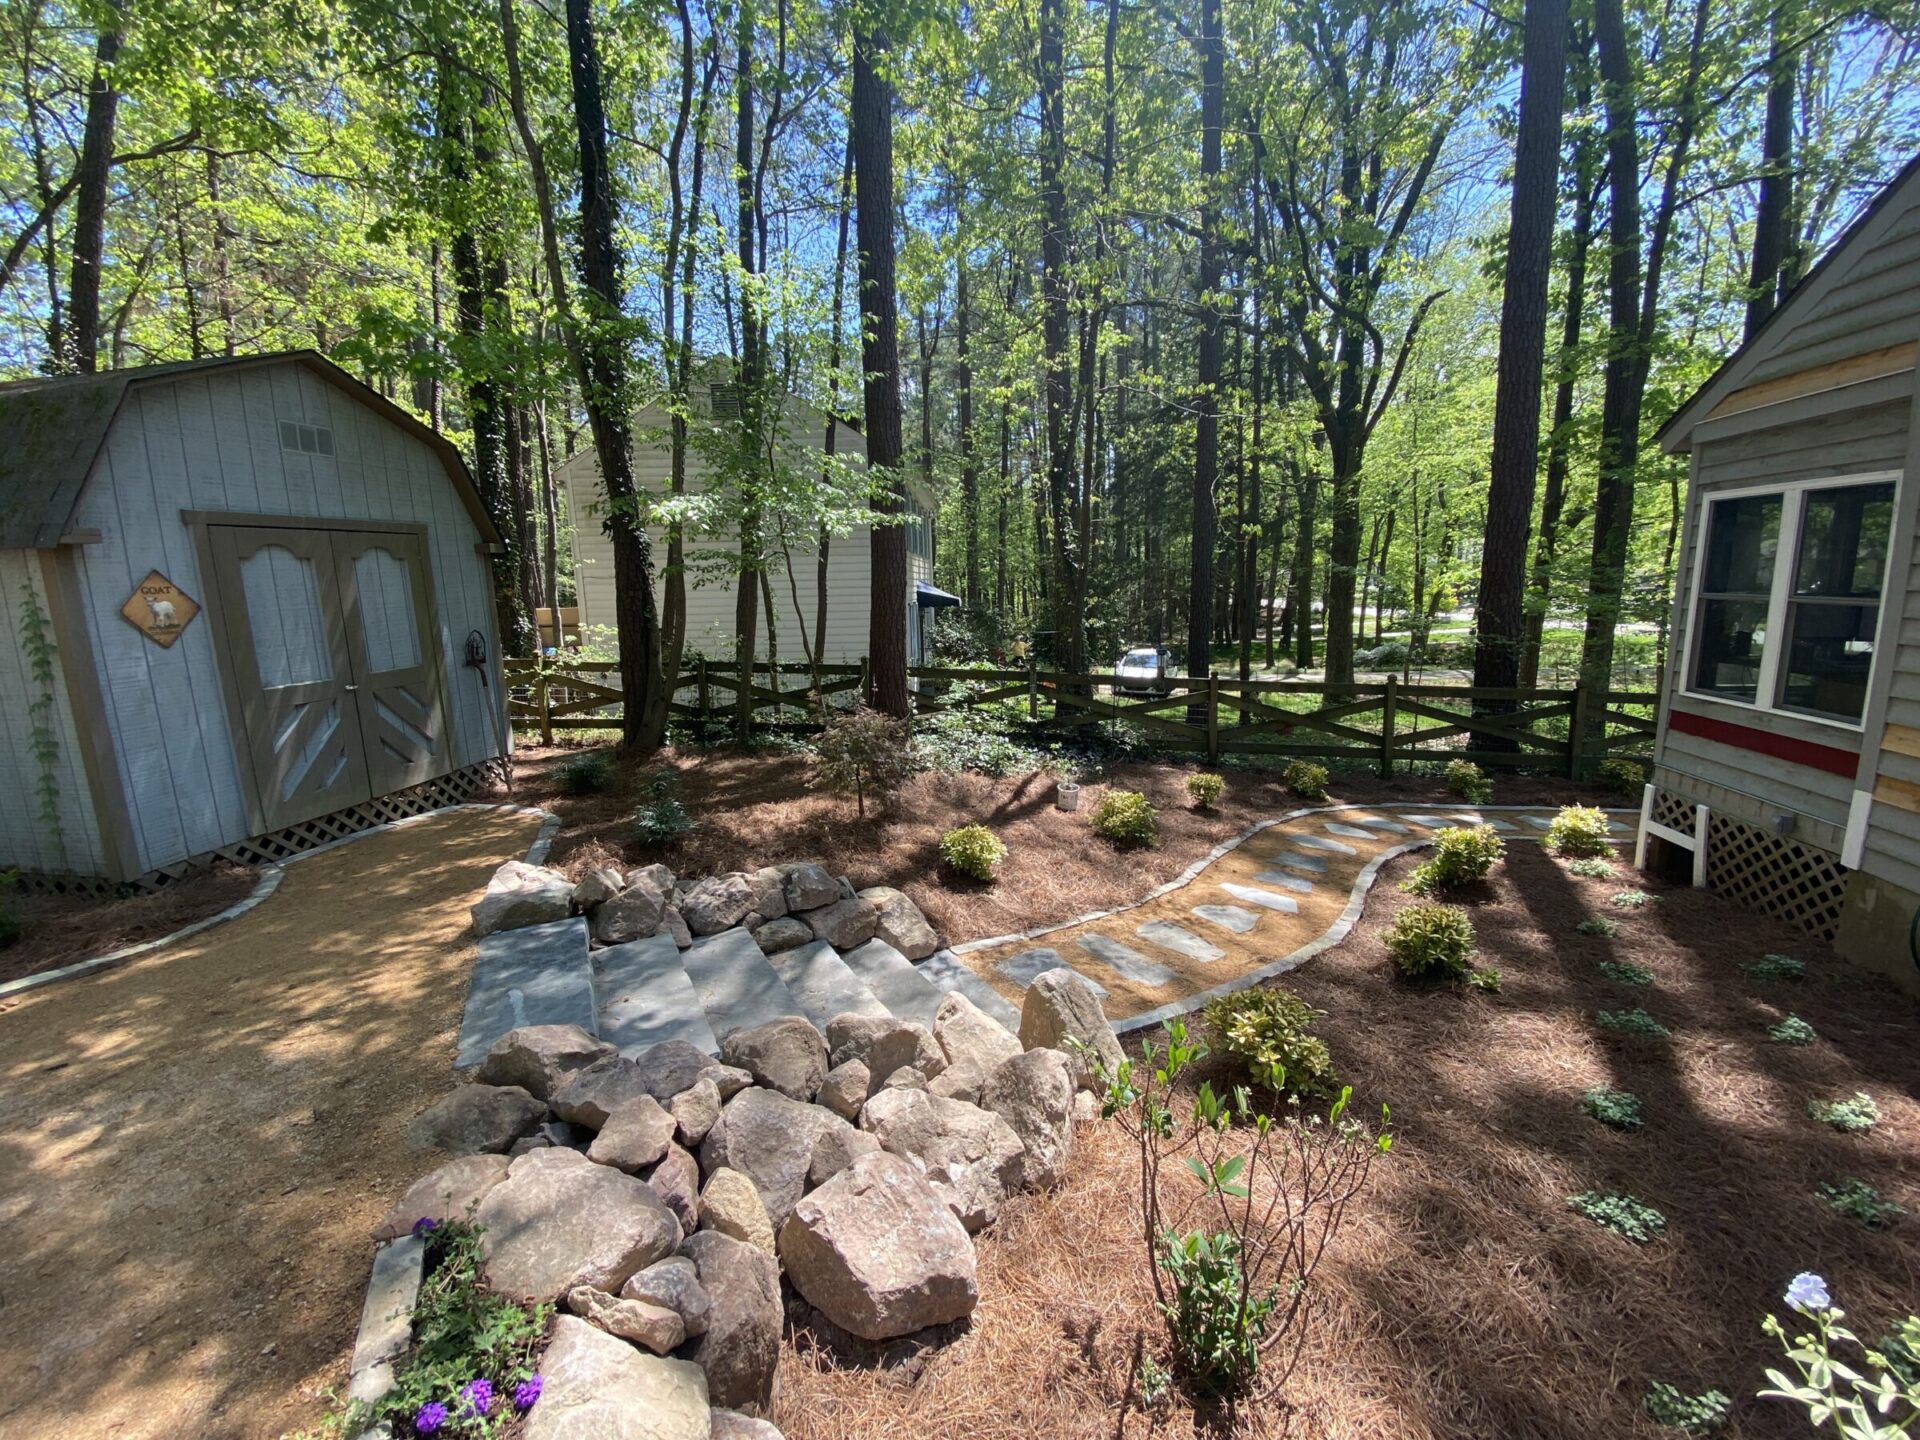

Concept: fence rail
[[501, 658, 1656, 777]]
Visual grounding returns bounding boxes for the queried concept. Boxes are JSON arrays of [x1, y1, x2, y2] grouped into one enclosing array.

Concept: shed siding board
[[0, 549, 104, 873], [1748, 192, 1920, 385], [1867, 742, 1920, 893]]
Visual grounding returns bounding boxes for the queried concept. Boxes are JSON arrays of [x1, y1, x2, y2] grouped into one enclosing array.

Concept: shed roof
[[0, 350, 501, 549], [1659, 150, 1920, 453]]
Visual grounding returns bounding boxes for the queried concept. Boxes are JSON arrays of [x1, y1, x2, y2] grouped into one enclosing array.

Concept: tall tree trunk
[[1745, 9, 1795, 340], [1188, 0, 1223, 683], [733, 0, 762, 740], [814, 134, 855, 678], [537, 396, 561, 650], [1473, 0, 1569, 714], [64, 0, 127, 373], [1036, 0, 1085, 678], [853, 25, 909, 716], [1289, 467, 1317, 670], [957, 266, 979, 608]]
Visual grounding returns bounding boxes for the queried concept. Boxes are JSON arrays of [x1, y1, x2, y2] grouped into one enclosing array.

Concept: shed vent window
[[708, 383, 742, 422], [279, 420, 335, 456]]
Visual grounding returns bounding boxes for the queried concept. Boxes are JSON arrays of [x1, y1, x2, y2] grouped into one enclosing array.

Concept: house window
[[1685, 474, 1897, 726]]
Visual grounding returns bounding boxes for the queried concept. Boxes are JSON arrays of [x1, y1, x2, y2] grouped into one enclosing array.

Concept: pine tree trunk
[[64, 0, 126, 373], [1188, 0, 1223, 684]]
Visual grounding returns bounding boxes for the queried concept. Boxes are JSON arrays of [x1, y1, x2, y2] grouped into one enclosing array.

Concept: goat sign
[[120, 570, 200, 649]]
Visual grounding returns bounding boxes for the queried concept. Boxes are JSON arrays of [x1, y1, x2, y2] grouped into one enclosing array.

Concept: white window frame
[[1681, 469, 1901, 732]]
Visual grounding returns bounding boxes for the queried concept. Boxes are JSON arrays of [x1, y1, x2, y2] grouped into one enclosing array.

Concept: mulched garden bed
[[0, 861, 259, 988]]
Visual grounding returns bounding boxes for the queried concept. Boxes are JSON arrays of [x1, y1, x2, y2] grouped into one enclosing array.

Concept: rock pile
[[374, 968, 1121, 1438]]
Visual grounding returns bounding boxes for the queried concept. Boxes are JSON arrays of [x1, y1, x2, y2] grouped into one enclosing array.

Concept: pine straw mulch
[[0, 861, 259, 988], [773, 843, 1920, 1440]]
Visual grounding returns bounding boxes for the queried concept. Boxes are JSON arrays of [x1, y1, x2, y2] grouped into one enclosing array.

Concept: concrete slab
[[919, 950, 1022, 1030], [1192, 904, 1260, 934], [681, 926, 810, 1044], [1136, 920, 1226, 962], [593, 933, 721, 1057], [995, 948, 1109, 997], [1218, 882, 1301, 914], [840, 938, 948, 1025], [770, 940, 889, 1030], [455, 917, 596, 1067], [1250, 869, 1315, 893], [1077, 934, 1178, 988]]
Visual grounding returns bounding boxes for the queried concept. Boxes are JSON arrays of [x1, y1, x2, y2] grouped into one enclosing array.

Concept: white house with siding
[[558, 379, 943, 668], [1649, 151, 1920, 994], [0, 351, 509, 889]]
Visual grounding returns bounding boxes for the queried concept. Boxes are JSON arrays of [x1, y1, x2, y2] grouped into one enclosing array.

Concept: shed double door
[[207, 524, 448, 830]]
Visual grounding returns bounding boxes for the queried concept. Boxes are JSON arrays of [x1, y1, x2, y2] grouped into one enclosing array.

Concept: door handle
[[344, 684, 360, 692]]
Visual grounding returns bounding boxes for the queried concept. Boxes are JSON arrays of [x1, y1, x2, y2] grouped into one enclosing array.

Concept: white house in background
[[557, 379, 948, 667]]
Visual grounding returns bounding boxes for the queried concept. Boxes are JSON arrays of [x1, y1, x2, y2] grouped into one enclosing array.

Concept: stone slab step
[[1136, 920, 1225, 962], [1076, 933, 1178, 988], [918, 950, 1023, 1031], [840, 938, 948, 1026], [770, 941, 891, 1030], [1192, 904, 1260, 934], [455, 917, 597, 1067], [680, 926, 810, 1046], [1251, 869, 1314, 893], [593, 934, 721, 1058], [1291, 834, 1357, 855], [1323, 822, 1378, 840], [1218, 882, 1301, 914]]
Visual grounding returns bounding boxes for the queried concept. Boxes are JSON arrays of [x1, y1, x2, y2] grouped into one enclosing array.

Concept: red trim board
[[1667, 707, 1859, 778]]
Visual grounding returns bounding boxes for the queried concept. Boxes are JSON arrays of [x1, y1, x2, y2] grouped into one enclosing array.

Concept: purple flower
[[413, 1401, 448, 1435], [514, 1376, 544, 1411], [411, 1217, 438, 1239], [459, 1378, 493, 1418], [1785, 1272, 1831, 1311]]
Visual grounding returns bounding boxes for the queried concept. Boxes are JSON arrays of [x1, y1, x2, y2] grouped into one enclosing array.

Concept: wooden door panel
[[334, 532, 449, 792]]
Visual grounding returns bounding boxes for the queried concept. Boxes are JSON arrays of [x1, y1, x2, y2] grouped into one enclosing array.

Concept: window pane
[[1777, 600, 1877, 722], [1700, 493, 1781, 595], [1690, 598, 1770, 701], [1793, 482, 1894, 599]]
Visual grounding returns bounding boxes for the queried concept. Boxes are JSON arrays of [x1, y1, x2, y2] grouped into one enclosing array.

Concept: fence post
[[1568, 683, 1589, 779], [697, 656, 709, 737], [1379, 675, 1396, 778], [539, 670, 553, 748], [1206, 672, 1220, 761], [1028, 661, 1038, 719], [861, 655, 872, 707]]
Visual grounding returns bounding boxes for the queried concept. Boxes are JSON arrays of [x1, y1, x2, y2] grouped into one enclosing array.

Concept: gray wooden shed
[[1651, 152, 1920, 993], [0, 351, 509, 890]]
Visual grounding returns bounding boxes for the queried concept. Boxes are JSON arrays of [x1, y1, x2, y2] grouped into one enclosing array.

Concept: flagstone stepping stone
[[1136, 921, 1226, 961], [768, 941, 890, 1031], [456, 918, 597, 1067], [595, 934, 721, 1059], [1192, 905, 1260, 935], [917, 950, 1022, 1031], [1345, 815, 1410, 833], [682, 928, 809, 1044], [1292, 834, 1357, 855], [1522, 815, 1553, 829], [996, 949, 1108, 996], [839, 939, 947, 1027], [1403, 814, 1468, 829], [1323, 822, 1379, 840], [1218, 882, 1300, 914], [1076, 934, 1178, 988], [1278, 853, 1327, 873], [1251, 869, 1314, 893]]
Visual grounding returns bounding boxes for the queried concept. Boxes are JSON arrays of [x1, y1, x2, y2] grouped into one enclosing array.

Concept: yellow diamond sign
[[121, 570, 200, 649]]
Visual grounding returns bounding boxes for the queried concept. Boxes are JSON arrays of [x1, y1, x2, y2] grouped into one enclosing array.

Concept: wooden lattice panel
[[1652, 788, 1697, 835], [1704, 812, 1849, 941]]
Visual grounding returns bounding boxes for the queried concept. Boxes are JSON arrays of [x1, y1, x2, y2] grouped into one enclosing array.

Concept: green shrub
[[912, 700, 1045, 776], [1545, 804, 1613, 857], [815, 706, 919, 816], [1576, 917, 1619, 937], [1599, 757, 1650, 797], [1091, 789, 1160, 848], [1467, 966, 1502, 992], [1186, 772, 1226, 808], [1767, 1014, 1816, 1046], [939, 824, 1007, 881], [1444, 759, 1492, 803], [1405, 823, 1505, 894], [633, 774, 695, 847], [1808, 1092, 1879, 1134], [1596, 1007, 1670, 1040], [555, 749, 614, 796], [1882, 1318, 1920, 1386], [1281, 759, 1329, 801], [1818, 1179, 1906, 1230], [1598, 959, 1652, 986], [1584, 1086, 1644, 1130], [1204, 987, 1335, 1097], [1611, 888, 1653, 908], [1157, 1229, 1272, 1396], [1384, 903, 1475, 980], [1567, 856, 1615, 879], [1743, 953, 1804, 981], [1568, 1190, 1667, 1243], [1644, 1381, 1730, 1433]]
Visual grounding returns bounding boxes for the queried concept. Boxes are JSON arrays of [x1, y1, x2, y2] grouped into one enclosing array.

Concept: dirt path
[[0, 805, 542, 1440]]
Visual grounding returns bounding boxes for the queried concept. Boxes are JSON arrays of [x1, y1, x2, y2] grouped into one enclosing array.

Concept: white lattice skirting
[[1636, 784, 1850, 941]]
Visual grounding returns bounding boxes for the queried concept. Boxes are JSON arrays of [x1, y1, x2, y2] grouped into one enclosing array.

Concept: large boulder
[[816, 1060, 870, 1122], [553, 1042, 726, 1130], [474, 1148, 682, 1303], [522, 1315, 709, 1440], [699, 1167, 776, 1256], [591, 880, 667, 946], [571, 866, 625, 913], [628, 862, 675, 894], [926, 993, 1023, 1104], [745, 866, 790, 920], [858, 1088, 1026, 1233], [780, 1151, 979, 1341], [801, 896, 878, 950], [587, 1095, 677, 1173], [751, 917, 812, 956], [681, 873, 756, 935], [476, 1025, 613, 1103], [698, 1088, 849, 1230], [979, 1047, 1075, 1191], [1019, 968, 1123, 1092], [471, 860, 575, 936], [826, 1014, 944, 1080], [680, 1230, 783, 1415], [631, 1040, 731, 1101], [644, 1142, 701, 1233], [659, 905, 694, 949], [373, 1154, 511, 1240], [720, 1016, 828, 1102], [405, 1085, 547, 1155], [857, 886, 938, 961], [621, 1255, 711, 1339], [782, 862, 842, 912], [668, 1076, 723, 1148], [808, 1123, 882, 1189], [565, 1285, 686, 1355]]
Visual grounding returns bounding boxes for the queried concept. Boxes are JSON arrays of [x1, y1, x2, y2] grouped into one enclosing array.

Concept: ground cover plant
[[1768, 1014, 1817, 1046], [1583, 1086, 1644, 1130], [1745, 953, 1806, 980], [1596, 1007, 1672, 1040], [1568, 1190, 1667, 1243], [1645, 1381, 1731, 1433], [1567, 856, 1614, 878], [939, 824, 1006, 881], [1817, 1179, 1906, 1230], [1598, 959, 1653, 986], [1808, 1092, 1880, 1133], [1577, 917, 1620, 937], [1611, 888, 1653, 908], [555, 750, 614, 796]]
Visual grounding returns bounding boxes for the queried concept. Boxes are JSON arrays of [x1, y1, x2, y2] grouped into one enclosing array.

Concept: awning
[[915, 580, 961, 609]]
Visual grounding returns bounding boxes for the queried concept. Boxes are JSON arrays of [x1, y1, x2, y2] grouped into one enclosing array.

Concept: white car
[[1114, 646, 1177, 698]]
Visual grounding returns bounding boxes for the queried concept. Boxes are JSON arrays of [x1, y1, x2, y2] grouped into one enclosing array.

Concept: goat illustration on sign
[[120, 570, 200, 648]]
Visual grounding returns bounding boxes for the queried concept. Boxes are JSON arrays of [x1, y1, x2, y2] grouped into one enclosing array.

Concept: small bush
[[1444, 759, 1492, 804], [1881, 1317, 1920, 1386], [1568, 856, 1614, 879], [1767, 1014, 1817, 1046], [1576, 917, 1619, 937], [815, 706, 919, 816], [1818, 1179, 1906, 1230], [1598, 757, 1649, 796], [1598, 959, 1652, 986], [1281, 759, 1329, 801], [1091, 789, 1160, 848], [1405, 823, 1505, 894], [1610, 888, 1653, 908], [1644, 1381, 1730, 1433], [939, 824, 1007, 882], [1546, 804, 1613, 857], [555, 750, 614, 796], [1568, 1190, 1667, 1243], [1186, 772, 1226, 809], [1808, 1092, 1879, 1134], [1467, 966, 1502, 992], [1384, 903, 1475, 980], [633, 774, 695, 847], [1596, 1007, 1670, 1040], [1743, 952, 1804, 981], [1584, 1086, 1644, 1130], [1204, 987, 1335, 1097]]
